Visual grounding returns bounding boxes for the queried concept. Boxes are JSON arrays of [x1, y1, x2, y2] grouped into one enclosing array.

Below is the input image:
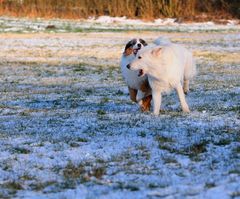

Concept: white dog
[[127, 44, 196, 115], [120, 37, 172, 111]]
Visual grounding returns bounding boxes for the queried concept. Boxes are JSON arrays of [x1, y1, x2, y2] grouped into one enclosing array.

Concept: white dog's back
[[167, 44, 196, 81], [154, 37, 196, 81], [153, 38, 196, 81], [140, 44, 195, 89]]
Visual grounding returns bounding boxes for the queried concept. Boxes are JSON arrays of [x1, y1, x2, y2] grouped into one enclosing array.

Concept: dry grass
[[0, 0, 239, 21]]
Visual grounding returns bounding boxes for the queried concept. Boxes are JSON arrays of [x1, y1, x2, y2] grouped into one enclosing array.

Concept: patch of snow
[[0, 16, 239, 33]]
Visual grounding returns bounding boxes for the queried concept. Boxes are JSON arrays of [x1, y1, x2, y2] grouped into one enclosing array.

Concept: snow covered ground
[[0, 17, 239, 199], [0, 16, 239, 33]]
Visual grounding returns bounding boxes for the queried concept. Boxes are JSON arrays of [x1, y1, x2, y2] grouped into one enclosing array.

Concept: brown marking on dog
[[124, 47, 133, 56], [140, 95, 152, 112], [139, 79, 152, 112], [124, 39, 137, 50], [139, 79, 151, 92], [128, 86, 137, 102]]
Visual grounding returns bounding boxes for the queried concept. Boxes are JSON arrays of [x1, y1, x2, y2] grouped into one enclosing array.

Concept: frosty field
[[0, 17, 239, 199]]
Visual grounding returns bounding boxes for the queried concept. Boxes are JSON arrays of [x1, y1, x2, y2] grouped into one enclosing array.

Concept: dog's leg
[[141, 95, 152, 112], [140, 79, 151, 92], [183, 79, 189, 94], [136, 90, 145, 102], [139, 79, 152, 112], [152, 91, 161, 115], [176, 84, 190, 113], [128, 87, 137, 102]]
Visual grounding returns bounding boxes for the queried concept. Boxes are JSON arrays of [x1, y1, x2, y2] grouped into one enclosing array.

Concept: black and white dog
[[120, 38, 152, 111]]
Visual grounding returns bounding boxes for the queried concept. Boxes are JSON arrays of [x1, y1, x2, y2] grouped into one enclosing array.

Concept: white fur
[[129, 44, 196, 115], [120, 53, 147, 90], [120, 54, 148, 102]]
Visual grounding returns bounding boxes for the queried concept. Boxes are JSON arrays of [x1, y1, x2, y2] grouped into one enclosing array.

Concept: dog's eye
[[138, 56, 142, 59]]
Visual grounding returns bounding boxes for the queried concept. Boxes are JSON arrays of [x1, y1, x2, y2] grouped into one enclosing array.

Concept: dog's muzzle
[[126, 64, 131, 69], [133, 47, 141, 55]]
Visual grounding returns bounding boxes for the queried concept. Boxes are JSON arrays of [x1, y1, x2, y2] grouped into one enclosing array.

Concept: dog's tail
[[154, 37, 172, 46]]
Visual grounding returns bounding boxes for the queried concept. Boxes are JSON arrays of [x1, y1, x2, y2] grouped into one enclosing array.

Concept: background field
[[0, 17, 239, 198]]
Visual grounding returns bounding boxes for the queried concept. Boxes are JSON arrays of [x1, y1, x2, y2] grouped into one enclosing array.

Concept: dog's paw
[[182, 107, 190, 113], [183, 88, 189, 95], [184, 90, 189, 95], [152, 111, 160, 116], [140, 105, 150, 112], [140, 102, 150, 112]]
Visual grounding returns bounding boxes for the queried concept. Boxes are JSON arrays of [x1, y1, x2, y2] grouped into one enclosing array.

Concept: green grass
[[214, 139, 231, 146], [162, 156, 179, 164], [155, 135, 175, 143], [77, 137, 88, 142], [62, 161, 106, 182], [157, 138, 208, 161], [63, 163, 85, 179], [138, 131, 147, 137], [13, 147, 31, 154], [3, 181, 23, 190], [97, 109, 106, 115], [30, 181, 57, 191], [231, 191, 240, 198], [233, 146, 240, 154]]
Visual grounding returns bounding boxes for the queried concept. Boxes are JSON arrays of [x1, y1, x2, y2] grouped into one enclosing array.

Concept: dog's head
[[123, 38, 148, 56], [126, 47, 162, 77]]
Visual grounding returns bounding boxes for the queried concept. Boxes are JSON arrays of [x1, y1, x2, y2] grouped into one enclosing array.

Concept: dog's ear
[[123, 39, 136, 56], [139, 39, 148, 46], [124, 39, 136, 51], [151, 47, 162, 56]]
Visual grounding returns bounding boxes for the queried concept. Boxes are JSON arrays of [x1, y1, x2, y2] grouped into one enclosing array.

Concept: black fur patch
[[124, 38, 137, 51], [139, 38, 148, 46]]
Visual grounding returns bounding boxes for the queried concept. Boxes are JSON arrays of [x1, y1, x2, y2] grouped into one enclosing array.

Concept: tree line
[[0, 0, 239, 20]]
